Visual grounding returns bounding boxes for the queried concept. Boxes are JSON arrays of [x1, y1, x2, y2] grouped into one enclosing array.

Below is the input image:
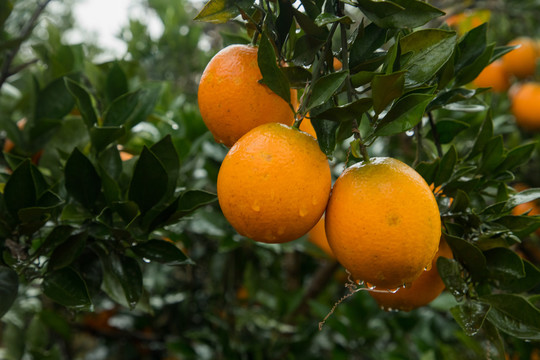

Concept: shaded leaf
[[312, 98, 373, 122], [0, 266, 18, 319], [371, 71, 405, 115], [482, 294, 540, 340], [307, 71, 349, 109], [428, 119, 470, 144], [65, 78, 98, 128], [479, 136, 505, 173], [194, 0, 253, 23], [48, 231, 88, 271], [35, 76, 76, 120], [373, 93, 434, 137], [504, 188, 540, 213], [65, 148, 102, 209], [356, 0, 444, 29], [42, 267, 93, 310], [437, 257, 468, 298], [258, 32, 291, 104], [106, 62, 129, 102], [110, 254, 143, 309], [434, 145, 457, 187], [131, 240, 193, 266], [102, 84, 162, 128], [128, 147, 168, 214], [3, 160, 36, 218], [450, 300, 490, 336], [90, 125, 126, 153], [495, 142, 536, 173], [444, 234, 487, 279]]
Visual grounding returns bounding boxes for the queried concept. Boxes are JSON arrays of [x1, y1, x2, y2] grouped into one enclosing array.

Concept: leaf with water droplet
[[450, 300, 490, 336]]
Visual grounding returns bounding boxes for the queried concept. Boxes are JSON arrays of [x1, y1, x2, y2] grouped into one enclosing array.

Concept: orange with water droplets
[[325, 157, 441, 289], [217, 122, 331, 243], [198, 44, 294, 147], [368, 237, 453, 311]]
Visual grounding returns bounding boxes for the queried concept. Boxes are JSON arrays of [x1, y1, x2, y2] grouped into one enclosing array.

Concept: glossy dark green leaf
[[35, 76, 76, 121], [434, 145, 457, 187], [292, 34, 325, 66], [371, 71, 405, 115], [65, 78, 98, 128], [65, 148, 102, 209], [454, 23, 487, 74], [111, 201, 140, 224], [90, 125, 126, 153], [485, 247, 525, 284], [103, 83, 162, 128], [0, 266, 18, 319], [275, 0, 293, 52], [3, 160, 36, 218], [292, 7, 327, 40], [194, 0, 253, 23], [415, 159, 439, 185], [307, 71, 349, 109], [48, 231, 88, 271], [482, 294, 540, 340], [131, 240, 193, 266], [468, 112, 493, 159], [282, 66, 313, 88], [258, 32, 291, 104], [428, 119, 470, 144], [42, 267, 92, 310], [109, 254, 143, 309], [450, 300, 490, 336], [437, 257, 468, 298], [106, 62, 129, 102], [176, 189, 217, 216], [128, 147, 168, 214], [444, 234, 487, 280], [454, 43, 494, 87], [36, 225, 75, 255], [311, 118, 340, 156], [150, 135, 180, 199], [491, 45, 519, 62], [495, 143, 536, 173], [356, 0, 444, 29], [504, 188, 540, 213], [373, 93, 434, 137], [351, 71, 378, 87], [501, 259, 540, 293], [479, 136, 505, 173], [312, 98, 373, 122], [400, 29, 456, 86], [427, 88, 481, 112]]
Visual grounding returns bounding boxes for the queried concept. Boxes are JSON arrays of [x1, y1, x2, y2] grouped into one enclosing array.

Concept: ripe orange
[[198, 44, 294, 147], [325, 157, 441, 289], [217, 123, 331, 243], [307, 216, 334, 258], [511, 82, 540, 130], [472, 60, 510, 93], [445, 10, 490, 35], [368, 237, 453, 311], [501, 37, 539, 79]]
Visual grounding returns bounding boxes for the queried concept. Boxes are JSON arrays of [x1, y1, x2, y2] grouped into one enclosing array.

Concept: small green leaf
[[482, 294, 540, 340], [0, 266, 18, 319], [450, 300, 490, 336], [479, 136, 505, 173], [150, 135, 180, 199], [434, 145, 458, 187], [454, 23, 487, 74], [371, 71, 405, 115], [106, 62, 129, 102], [194, 0, 253, 23], [400, 29, 457, 86], [65, 148, 102, 209], [415, 159, 439, 185], [449, 189, 470, 213], [258, 32, 291, 104], [468, 112, 493, 159], [495, 143, 536, 173], [312, 98, 373, 122], [90, 125, 126, 153], [428, 119, 470, 144], [42, 267, 93, 310], [445, 234, 487, 280], [437, 257, 468, 298], [109, 254, 143, 309], [3, 160, 36, 218], [131, 240, 193, 266], [373, 93, 434, 137], [35, 76, 76, 121], [485, 247, 525, 283], [356, 0, 444, 29], [307, 71, 349, 109], [128, 147, 168, 214], [502, 259, 540, 293], [311, 118, 340, 156], [103, 83, 162, 128], [48, 231, 88, 271], [65, 78, 98, 128]]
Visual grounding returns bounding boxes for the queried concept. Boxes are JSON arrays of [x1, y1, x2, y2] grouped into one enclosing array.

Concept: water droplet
[[387, 287, 401, 294], [405, 129, 415, 137], [142, 258, 151, 263], [424, 262, 433, 271], [171, 123, 179, 130], [402, 282, 413, 289], [299, 206, 308, 217], [365, 282, 376, 290], [251, 202, 260, 212]]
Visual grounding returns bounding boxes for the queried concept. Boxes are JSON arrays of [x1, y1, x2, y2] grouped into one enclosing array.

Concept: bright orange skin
[[511, 82, 540, 130], [472, 60, 510, 93], [502, 38, 539, 79], [307, 216, 334, 258], [198, 45, 294, 147], [217, 123, 331, 244], [369, 238, 453, 311], [325, 157, 441, 289]]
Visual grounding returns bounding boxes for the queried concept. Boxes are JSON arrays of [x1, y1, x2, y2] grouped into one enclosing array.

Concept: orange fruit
[[445, 10, 490, 35], [198, 44, 294, 147], [217, 123, 331, 243], [307, 216, 334, 258], [511, 82, 540, 130], [501, 37, 539, 79], [333, 57, 342, 71], [325, 157, 441, 289], [472, 60, 510, 92], [368, 237, 453, 311], [299, 118, 317, 138]]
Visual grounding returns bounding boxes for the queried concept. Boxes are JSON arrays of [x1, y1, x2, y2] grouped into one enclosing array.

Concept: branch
[[0, 0, 52, 90]]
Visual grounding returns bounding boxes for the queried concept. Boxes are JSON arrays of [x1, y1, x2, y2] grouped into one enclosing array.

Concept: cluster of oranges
[[198, 44, 450, 312]]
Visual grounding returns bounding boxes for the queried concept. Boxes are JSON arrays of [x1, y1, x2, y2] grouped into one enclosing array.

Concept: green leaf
[[373, 93, 434, 137], [450, 300, 490, 336], [292, 7, 327, 40], [3, 160, 36, 218], [434, 145, 457, 187], [258, 32, 291, 104], [42, 267, 93, 310], [371, 71, 405, 115], [110, 253, 143, 309], [400, 29, 457, 86], [445, 234, 487, 280], [176, 190, 218, 218], [482, 294, 540, 340], [150, 135, 180, 198], [65, 78, 98, 128], [111, 201, 140, 224], [485, 247, 525, 283], [454, 23, 487, 74], [194, 0, 253, 23], [35, 76, 76, 121], [502, 259, 540, 293], [427, 88, 481, 112], [106, 62, 129, 102], [36, 225, 75, 255], [102, 84, 162, 128], [311, 118, 340, 156], [437, 257, 468, 298], [48, 231, 88, 271], [312, 98, 373, 122], [131, 240, 193, 266], [307, 71, 349, 109], [314, 13, 353, 26], [504, 188, 540, 213], [356, 0, 444, 29], [479, 136, 505, 173], [128, 147, 168, 214], [0, 266, 18, 319], [90, 125, 126, 153], [65, 148, 102, 209], [281, 66, 313, 88], [454, 43, 494, 87], [495, 143, 536, 173], [468, 112, 493, 159], [428, 119, 470, 144]]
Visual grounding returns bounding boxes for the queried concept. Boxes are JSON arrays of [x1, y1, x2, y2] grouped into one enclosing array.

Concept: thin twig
[[0, 0, 52, 90]]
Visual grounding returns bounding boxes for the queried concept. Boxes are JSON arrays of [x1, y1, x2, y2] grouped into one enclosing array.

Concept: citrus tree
[[1, 0, 540, 359]]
